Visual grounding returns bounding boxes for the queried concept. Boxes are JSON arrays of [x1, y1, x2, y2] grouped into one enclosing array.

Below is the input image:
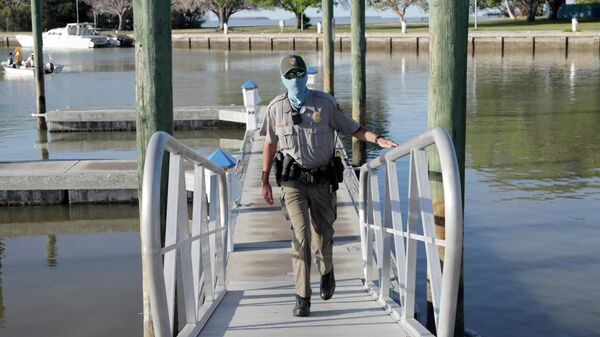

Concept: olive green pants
[[281, 180, 336, 298]]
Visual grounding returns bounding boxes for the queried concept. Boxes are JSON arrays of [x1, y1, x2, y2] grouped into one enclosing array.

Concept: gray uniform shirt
[[260, 90, 360, 169]]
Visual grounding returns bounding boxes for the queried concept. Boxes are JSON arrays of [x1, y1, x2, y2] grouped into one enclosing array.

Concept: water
[[1, 48, 599, 336], [202, 15, 431, 28]]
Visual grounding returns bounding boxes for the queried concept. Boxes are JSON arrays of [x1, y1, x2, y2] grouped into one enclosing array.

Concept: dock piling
[[322, 0, 334, 95], [427, 0, 468, 335], [30, 0, 47, 131], [133, 0, 174, 334], [351, 0, 366, 166]]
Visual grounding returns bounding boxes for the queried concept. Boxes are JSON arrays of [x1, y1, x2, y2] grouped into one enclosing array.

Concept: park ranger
[[260, 55, 398, 317]]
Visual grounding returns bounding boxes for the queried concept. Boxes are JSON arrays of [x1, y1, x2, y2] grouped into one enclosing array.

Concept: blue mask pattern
[[281, 73, 308, 109]]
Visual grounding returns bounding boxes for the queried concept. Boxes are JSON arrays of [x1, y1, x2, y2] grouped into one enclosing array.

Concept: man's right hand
[[262, 183, 274, 205]]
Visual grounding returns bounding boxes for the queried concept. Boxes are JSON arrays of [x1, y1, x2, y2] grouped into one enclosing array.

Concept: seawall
[[2, 31, 600, 57]]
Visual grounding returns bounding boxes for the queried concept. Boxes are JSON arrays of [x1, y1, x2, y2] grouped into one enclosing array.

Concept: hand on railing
[[375, 137, 398, 148]]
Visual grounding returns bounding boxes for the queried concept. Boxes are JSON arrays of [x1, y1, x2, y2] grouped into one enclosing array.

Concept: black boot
[[293, 295, 311, 317], [320, 268, 336, 301]]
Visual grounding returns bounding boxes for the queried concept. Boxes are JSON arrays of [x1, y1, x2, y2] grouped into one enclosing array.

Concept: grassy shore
[[2, 17, 599, 36], [165, 17, 600, 34]]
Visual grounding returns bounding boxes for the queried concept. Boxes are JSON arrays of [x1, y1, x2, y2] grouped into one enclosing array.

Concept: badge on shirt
[[314, 110, 321, 123]]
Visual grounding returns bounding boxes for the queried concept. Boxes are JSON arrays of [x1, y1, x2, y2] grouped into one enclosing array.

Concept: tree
[[547, 0, 565, 19], [369, 0, 428, 22], [524, 0, 539, 21], [82, 0, 107, 26], [101, 0, 132, 30], [477, 0, 516, 19], [172, 0, 206, 28], [200, 0, 255, 30], [0, 0, 31, 31], [252, 0, 319, 29]]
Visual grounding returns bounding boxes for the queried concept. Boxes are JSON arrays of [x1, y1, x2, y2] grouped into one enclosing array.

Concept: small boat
[[1, 61, 63, 77], [16, 23, 111, 49]]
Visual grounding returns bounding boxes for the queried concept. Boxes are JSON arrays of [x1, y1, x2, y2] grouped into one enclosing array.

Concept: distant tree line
[[0, 0, 207, 31], [1, 0, 583, 33]]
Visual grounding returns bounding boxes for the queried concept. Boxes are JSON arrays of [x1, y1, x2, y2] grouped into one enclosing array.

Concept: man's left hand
[[377, 138, 398, 148]]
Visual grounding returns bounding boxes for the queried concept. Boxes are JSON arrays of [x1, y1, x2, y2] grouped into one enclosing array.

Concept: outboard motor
[[44, 62, 55, 74]]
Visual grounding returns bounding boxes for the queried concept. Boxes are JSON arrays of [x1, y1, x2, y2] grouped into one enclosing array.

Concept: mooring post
[[30, 0, 46, 130], [322, 0, 334, 95], [351, 0, 366, 166], [427, 0, 468, 336], [133, 0, 174, 334]]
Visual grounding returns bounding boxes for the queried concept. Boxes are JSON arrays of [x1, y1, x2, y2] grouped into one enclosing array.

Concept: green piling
[[133, 0, 174, 334], [322, 0, 334, 95], [351, 0, 366, 166], [427, 0, 468, 336]]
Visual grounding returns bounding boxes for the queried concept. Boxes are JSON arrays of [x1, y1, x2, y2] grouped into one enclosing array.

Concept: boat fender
[[44, 62, 54, 74]]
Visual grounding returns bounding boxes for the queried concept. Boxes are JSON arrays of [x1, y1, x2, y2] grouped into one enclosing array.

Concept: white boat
[[1, 61, 63, 77], [16, 23, 111, 49]]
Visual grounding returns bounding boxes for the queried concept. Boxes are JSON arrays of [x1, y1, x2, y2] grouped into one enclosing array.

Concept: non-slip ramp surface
[[199, 279, 408, 337]]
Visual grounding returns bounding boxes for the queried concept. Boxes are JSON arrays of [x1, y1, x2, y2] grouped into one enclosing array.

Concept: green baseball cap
[[280, 55, 307, 75]]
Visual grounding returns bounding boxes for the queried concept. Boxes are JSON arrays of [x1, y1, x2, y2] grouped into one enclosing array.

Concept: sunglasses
[[284, 70, 306, 80]]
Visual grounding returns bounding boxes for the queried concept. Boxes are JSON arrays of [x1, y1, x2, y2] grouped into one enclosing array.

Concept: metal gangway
[[140, 127, 463, 337]]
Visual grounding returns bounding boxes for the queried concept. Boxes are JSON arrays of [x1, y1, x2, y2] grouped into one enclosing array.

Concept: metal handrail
[[358, 128, 463, 337], [141, 131, 229, 337]]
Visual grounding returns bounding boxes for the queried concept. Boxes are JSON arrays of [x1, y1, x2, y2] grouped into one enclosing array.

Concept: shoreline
[[2, 31, 599, 56]]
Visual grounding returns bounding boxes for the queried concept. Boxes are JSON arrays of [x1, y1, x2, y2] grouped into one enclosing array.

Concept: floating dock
[[42, 106, 253, 132], [0, 159, 138, 205]]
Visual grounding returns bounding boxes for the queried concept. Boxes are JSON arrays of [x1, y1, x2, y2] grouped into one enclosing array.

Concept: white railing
[[141, 131, 229, 337], [359, 128, 463, 337]]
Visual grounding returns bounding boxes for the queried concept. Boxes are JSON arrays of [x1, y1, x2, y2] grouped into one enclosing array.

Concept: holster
[[273, 152, 284, 186]]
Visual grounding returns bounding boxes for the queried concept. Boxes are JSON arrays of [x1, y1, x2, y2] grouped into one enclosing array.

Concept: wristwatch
[[375, 135, 383, 143]]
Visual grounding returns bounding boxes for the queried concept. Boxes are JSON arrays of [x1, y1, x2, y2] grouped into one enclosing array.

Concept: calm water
[[0, 47, 599, 336]]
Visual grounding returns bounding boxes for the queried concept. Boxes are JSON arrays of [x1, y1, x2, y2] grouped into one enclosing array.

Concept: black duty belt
[[291, 164, 332, 185]]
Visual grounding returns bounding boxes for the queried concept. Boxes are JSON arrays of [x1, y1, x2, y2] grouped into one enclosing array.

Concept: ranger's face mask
[[281, 72, 308, 109]]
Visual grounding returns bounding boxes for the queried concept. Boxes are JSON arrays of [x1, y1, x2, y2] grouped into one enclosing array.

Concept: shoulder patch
[[266, 93, 288, 110]]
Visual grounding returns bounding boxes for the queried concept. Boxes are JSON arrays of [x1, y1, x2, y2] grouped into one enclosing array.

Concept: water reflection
[[0, 204, 141, 335], [35, 129, 245, 160], [0, 239, 4, 327], [466, 55, 600, 200], [0, 204, 139, 236], [46, 234, 57, 268]]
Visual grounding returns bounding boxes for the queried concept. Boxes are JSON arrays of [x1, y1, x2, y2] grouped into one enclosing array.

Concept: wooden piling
[[133, 0, 174, 334], [427, 0, 468, 335], [30, 0, 47, 130], [322, 0, 334, 95], [351, 0, 366, 166]]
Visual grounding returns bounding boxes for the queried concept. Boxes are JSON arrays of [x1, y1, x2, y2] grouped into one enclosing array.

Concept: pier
[[134, 116, 463, 336], [41, 106, 252, 132]]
